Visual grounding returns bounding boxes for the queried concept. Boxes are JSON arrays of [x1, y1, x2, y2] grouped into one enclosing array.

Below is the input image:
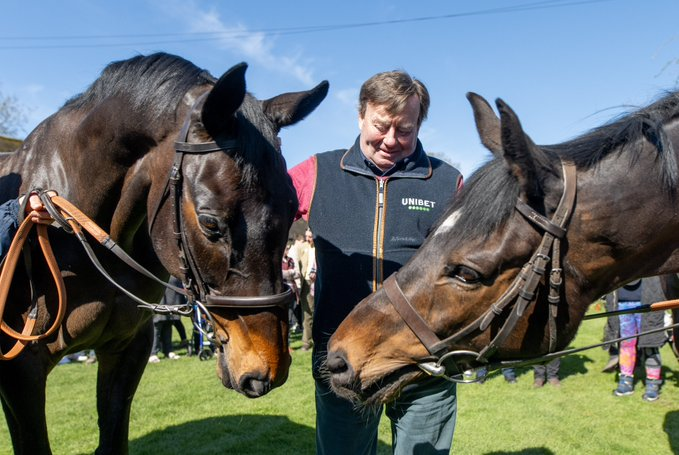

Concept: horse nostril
[[239, 374, 271, 398], [326, 350, 351, 377]]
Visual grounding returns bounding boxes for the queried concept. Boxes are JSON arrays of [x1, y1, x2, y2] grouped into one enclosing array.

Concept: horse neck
[[565, 144, 679, 300]]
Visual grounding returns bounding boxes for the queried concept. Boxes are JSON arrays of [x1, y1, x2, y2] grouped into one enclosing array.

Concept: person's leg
[[618, 304, 641, 377], [615, 302, 641, 396], [642, 347, 662, 401], [501, 368, 516, 383], [544, 358, 561, 386], [301, 281, 314, 350], [533, 364, 546, 387], [149, 321, 162, 363], [315, 379, 380, 455], [386, 378, 457, 455], [172, 319, 187, 343], [159, 322, 173, 357]]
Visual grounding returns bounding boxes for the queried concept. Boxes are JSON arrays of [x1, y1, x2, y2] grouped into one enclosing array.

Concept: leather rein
[[0, 99, 292, 360]]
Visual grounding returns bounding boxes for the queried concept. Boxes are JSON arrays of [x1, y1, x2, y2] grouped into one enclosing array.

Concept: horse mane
[[544, 90, 679, 191], [59, 52, 283, 187], [63, 52, 215, 121], [440, 90, 679, 243]]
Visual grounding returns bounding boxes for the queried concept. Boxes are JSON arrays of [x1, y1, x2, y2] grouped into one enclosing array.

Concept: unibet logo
[[402, 197, 435, 212]]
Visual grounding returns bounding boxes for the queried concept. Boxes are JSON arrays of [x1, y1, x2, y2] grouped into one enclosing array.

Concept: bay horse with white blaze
[[0, 52, 327, 454], [326, 90, 679, 406]]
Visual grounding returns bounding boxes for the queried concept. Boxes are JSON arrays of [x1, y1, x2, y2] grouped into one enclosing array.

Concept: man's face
[[358, 95, 420, 171]]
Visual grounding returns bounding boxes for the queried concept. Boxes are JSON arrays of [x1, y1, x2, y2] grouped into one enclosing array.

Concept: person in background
[[609, 277, 667, 401], [289, 69, 463, 455], [298, 229, 316, 351], [532, 358, 561, 388], [282, 243, 302, 334], [149, 276, 186, 363]]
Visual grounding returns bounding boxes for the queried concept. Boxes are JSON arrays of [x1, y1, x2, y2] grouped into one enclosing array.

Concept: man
[[298, 228, 316, 351], [289, 70, 463, 454]]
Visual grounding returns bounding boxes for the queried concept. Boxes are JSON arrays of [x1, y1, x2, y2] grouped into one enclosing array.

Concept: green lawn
[[1, 308, 678, 454]]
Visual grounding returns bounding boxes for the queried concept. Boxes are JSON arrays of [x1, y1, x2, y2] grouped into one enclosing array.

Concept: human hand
[[20, 191, 57, 225]]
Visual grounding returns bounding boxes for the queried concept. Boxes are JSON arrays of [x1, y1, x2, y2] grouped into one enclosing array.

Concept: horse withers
[[326, 90, 679, 406], [0, 53, 327, 454]]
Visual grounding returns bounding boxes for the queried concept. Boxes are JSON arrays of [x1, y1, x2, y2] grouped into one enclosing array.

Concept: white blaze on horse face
[[435, 210, 462, 236]]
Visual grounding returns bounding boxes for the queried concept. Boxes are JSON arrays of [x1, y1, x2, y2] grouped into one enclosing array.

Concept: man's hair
[[359, 70, 430, 126]]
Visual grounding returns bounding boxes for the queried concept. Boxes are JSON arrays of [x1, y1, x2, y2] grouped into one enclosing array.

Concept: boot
[[613, 374, 634, 396], [642, 379, 662, 402]]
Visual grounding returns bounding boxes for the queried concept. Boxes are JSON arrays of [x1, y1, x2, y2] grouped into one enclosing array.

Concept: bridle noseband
[[147, 94, 293, 312], [383, 160, 577, 381]]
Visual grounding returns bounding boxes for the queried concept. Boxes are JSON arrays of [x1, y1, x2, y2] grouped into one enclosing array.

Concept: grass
[[1, 307, 679, 454]]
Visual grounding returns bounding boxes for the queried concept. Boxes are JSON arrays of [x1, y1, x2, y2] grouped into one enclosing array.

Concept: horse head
[[138, 62, 328, 397], [325, 91, 679, 406]]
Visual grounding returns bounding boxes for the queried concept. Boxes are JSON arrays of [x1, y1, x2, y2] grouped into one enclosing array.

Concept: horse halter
[[148, 93, 293, 312], [383, 159, 577, 381]]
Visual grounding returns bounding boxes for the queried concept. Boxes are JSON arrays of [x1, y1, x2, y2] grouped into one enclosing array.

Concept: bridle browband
[[147, 92, 293, 312], [383, 159, 578, 380]]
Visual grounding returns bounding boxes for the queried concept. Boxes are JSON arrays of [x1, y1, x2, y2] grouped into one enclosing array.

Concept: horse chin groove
[[329, 366, 424, 408]]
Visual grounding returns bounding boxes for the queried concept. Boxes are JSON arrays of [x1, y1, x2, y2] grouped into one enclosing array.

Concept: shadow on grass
[[485, 449, 555, 455], [664, 411, 679, 455], [127, 414, 391, 455]]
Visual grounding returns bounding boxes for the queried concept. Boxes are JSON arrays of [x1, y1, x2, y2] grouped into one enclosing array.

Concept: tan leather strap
[[0, 218, 67, 360]]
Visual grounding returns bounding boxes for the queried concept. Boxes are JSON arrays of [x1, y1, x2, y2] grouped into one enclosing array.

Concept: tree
[[0, 88, 27, 138]]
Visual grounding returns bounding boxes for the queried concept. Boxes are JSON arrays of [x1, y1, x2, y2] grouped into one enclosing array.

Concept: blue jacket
[[0, 198, 20, 261]]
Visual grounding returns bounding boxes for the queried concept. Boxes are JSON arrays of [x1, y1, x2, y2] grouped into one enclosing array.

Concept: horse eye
[[198, 214, 222, 236], [447, 265, 482, 284]]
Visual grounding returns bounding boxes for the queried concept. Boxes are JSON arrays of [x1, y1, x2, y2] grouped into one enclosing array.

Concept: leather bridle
[[147, 93, 293, 312], [382, 159, 577, 380]]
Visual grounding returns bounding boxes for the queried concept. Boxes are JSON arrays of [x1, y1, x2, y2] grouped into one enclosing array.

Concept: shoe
[[642, 379, 662, 402], [602, 355, 619, 373], [148, 355, 160, 364], [300, 344, 311, 352], [167, 352, 180, 360], [614, 374, 634, 396], [548, 377, 561, 387], [533, 378, 545, 388]]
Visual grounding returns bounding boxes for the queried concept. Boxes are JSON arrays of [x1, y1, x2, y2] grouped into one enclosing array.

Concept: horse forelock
[[434, 158, 519, 244]]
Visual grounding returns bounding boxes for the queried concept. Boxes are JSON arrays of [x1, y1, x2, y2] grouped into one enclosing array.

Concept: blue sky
[[2, 0, 678, 177]]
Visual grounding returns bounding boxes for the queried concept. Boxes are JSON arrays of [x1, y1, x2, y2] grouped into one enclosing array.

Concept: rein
[[383, 159, 578, 380]]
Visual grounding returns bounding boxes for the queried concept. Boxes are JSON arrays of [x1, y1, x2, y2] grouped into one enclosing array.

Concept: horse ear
[[466, 92, 502, 156], [262, 81, 329, 129], [201, 62, 248, 135], [495, 98, 542, 199]]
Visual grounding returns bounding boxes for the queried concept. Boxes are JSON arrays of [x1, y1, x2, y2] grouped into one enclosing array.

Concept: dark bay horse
[[326, 90, 679, 406], [0, 52, 327, 454]]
